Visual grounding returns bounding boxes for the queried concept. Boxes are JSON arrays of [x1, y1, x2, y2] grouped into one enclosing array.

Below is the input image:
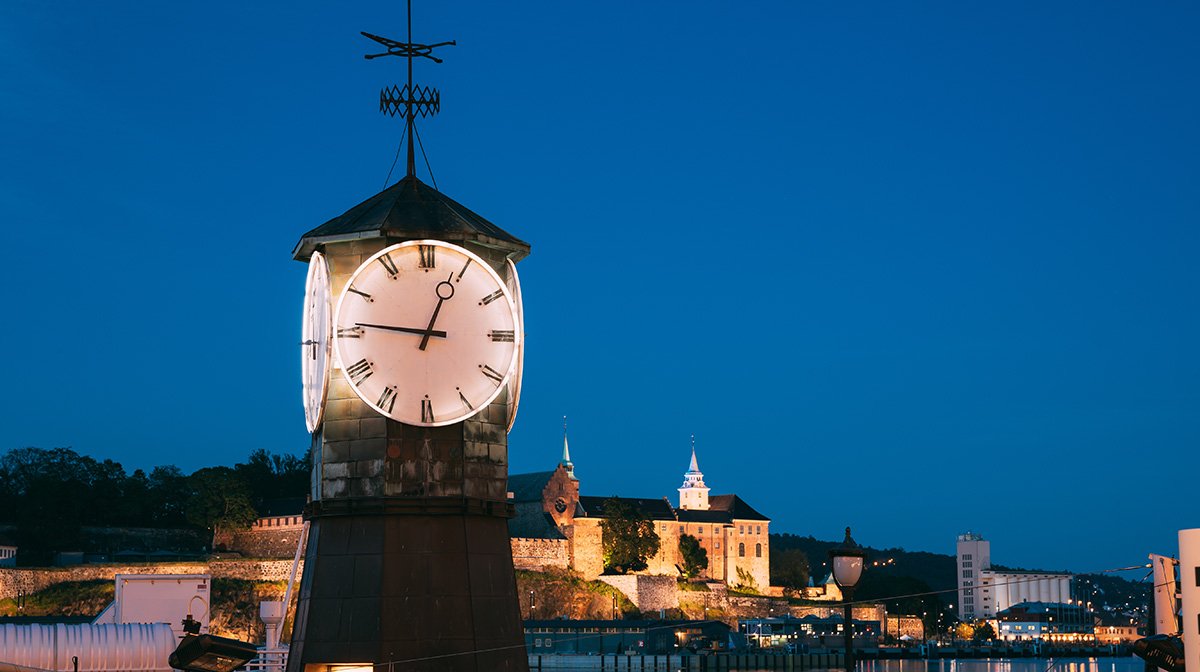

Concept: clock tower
[[287, 14, 530, 672]]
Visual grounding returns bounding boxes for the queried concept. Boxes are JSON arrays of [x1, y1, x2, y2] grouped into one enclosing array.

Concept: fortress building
[[508, 437, 771, 591]]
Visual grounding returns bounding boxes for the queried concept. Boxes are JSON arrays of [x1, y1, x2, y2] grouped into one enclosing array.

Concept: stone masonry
[[511, 538, 569, 571], [0, 559, 302, 601]]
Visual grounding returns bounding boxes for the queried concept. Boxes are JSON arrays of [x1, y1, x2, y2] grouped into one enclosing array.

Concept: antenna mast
[[362, 0, 455, 179]]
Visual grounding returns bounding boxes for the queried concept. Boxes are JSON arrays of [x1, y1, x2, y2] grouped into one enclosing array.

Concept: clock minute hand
[[419, 273, 456, 351], [356, 323, 448, 338]]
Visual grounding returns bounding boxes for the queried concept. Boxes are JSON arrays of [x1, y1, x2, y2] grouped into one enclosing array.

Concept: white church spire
[[678, 434, 710, 510], [561, 415, 576, 480]]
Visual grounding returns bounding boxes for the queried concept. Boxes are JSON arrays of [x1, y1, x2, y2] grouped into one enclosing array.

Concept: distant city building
[[525, 619, 732, 655], [740, 615, 881, 649], [956, 532, 1073, 620], [509, 438, 772, 590], [995, 601, 1093, 642], [800, 572, 844, 603], [1093, 613, 1142, 644], [0, 534, 16, 568]]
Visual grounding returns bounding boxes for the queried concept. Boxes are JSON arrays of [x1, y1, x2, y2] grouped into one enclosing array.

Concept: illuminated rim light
[[332, 240, 521, 427], [504, 258, 524, 432], [302, 251, 332, 433]]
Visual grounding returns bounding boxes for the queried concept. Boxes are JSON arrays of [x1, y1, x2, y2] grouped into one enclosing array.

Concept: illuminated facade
[[509, 443, 771, 590], [995, 602, 1094, 642], [1093, 615, 1141, 644], [956, 532, 1073, 620]]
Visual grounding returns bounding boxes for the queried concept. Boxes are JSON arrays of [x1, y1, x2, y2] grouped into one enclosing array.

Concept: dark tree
[[2, 447, 103, 558], [678, 533, 709, 578], [185, 467, 257, 547], [235, 448, 310, 511], [600, 498, 660, 574], [147, 465, 190, 527], [972, 621, 995, 641], [770, 548, 810, 595]]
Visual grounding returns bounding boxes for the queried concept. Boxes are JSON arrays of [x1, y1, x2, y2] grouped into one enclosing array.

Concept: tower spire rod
[[405, 0, 414, 177], [362, 0, 454, 181], [562, 415, 572, 464]]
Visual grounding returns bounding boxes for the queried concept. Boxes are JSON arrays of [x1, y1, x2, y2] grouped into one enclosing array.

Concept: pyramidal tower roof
[[561, 416, 576, 480], [680, 435, 706, 489], [293, 174, 530, 260]]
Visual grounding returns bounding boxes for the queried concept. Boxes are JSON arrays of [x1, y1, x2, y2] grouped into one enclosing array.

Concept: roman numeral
[[479, 289, 504, 306], [346, 286, 373, 302], [378, 253, 399, 277], [480, 364, 505, 384], [457, 388, 474, 410], [421, 398, 435, 423], [456, 258, 472, 281], [337, 326, 363, 339], [489, 330, 515, 342], [418, 245, 436, 269], [345, 359, 374, 385], [377, 386, 397, 413]]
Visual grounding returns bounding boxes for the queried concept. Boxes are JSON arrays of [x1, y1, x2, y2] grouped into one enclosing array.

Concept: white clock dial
[[333, 240, 521, 427], [504, 258, 525, 432], [301, 251, 332, 433]]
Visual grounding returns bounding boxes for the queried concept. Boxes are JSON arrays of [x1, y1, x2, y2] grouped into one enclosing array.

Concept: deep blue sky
[[2, 1, 1197, 574]]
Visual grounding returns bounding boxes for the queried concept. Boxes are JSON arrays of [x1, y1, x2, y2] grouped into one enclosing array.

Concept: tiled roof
[[676, 509, 732, 524], [508, 471, 555, 503], [577, 496, 677, 521], [709, 494, 769, 521], [294, 175, 530, 260], [508, 510, 567, 540]]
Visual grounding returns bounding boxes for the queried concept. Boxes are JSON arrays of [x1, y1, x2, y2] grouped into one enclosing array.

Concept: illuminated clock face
[[333, 240, 521, 427], [301, 251, 332, 433]]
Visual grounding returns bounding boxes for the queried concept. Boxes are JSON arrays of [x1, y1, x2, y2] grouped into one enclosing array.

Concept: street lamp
[[828, 527, 866, 672]]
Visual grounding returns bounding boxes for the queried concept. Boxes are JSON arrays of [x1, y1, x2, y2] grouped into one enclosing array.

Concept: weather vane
[[361, 0, 455, 179]]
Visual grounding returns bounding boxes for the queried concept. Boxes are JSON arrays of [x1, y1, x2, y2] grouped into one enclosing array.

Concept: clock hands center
[[355, 323, 448, 339], [419, 273, 456, 351]]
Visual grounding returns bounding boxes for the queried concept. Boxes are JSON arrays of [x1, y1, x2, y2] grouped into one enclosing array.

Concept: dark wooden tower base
[[286, 498, 528, 672]]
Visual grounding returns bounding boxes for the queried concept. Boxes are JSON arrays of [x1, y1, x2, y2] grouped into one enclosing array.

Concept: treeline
[[0, 446, 308, 562], [771, 532, 951, 629]]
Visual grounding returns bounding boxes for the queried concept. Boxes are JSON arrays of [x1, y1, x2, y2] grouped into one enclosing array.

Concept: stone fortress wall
[[215, 515, 305, 558], [0, 559, 302, 602], [1, 559, 900, 629], [511, 537, 570, 571]]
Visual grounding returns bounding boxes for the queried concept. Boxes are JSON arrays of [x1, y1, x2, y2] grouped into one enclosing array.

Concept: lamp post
[[828, 527, 866, 672]]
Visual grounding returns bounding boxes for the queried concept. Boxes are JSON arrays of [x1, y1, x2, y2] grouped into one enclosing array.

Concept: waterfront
[[860, 658, 1142, 672], [526, 655, 1143, 672]]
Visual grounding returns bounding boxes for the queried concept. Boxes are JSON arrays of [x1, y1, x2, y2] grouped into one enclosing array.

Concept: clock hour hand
[[355, 323, 448, 338]]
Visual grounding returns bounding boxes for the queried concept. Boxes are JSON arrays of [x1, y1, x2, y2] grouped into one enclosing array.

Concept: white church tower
[[678, 436, 710, 511]]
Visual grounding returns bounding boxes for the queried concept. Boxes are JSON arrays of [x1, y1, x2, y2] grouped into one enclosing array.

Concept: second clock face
[[333, 240, 520, 427]]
